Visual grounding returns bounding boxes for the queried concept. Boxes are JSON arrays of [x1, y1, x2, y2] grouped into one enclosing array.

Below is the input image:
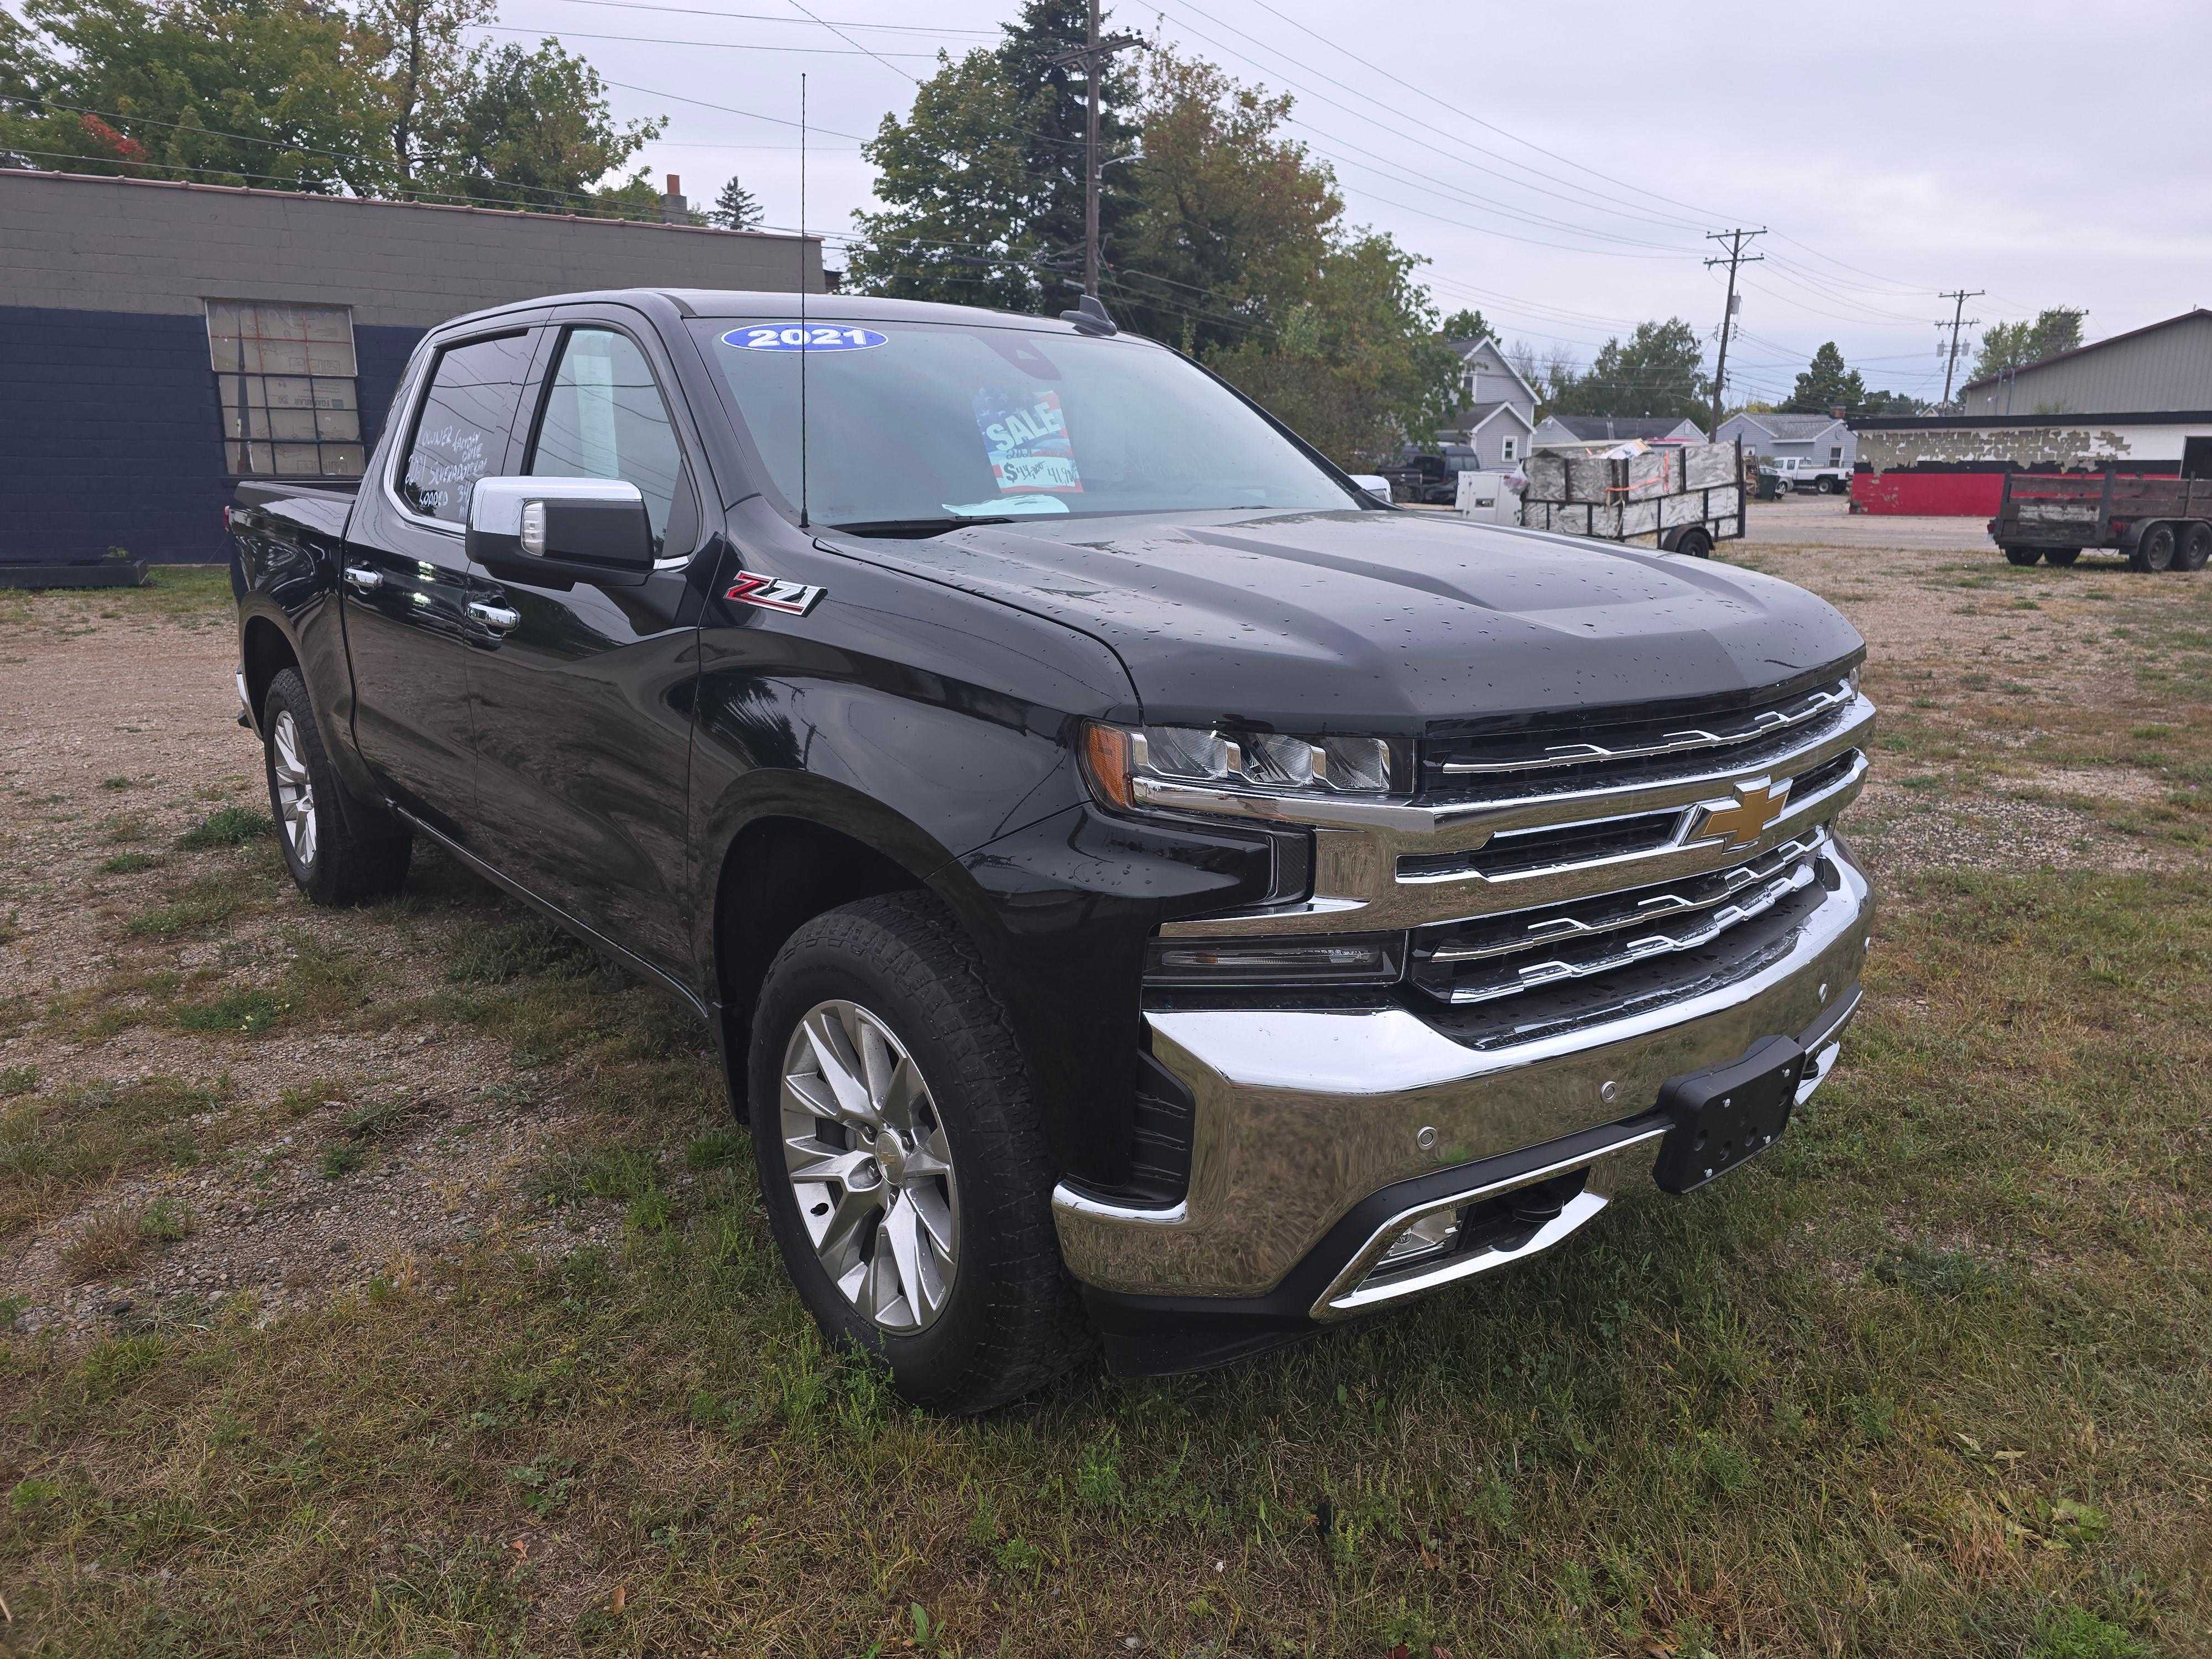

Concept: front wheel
[[1672, 528, 1714, 559], [261, 669, 411, 905], [748, 893, 1087, 1413], [2003, 546, 2043, 566], [2043, 547, 2082, 567]]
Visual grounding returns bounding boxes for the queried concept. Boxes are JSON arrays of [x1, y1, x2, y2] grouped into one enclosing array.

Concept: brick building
[[0, 169, 818, 566]]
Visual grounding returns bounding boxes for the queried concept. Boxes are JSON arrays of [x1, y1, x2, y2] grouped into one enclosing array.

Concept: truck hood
[[816, 508, 1863, 729]]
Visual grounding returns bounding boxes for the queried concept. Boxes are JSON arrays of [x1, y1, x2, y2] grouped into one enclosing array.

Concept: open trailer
[[1990, 471, 2212, 571]]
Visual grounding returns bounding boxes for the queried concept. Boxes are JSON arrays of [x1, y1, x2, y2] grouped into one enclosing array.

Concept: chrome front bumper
[[1053, 849, 1871, 1310]]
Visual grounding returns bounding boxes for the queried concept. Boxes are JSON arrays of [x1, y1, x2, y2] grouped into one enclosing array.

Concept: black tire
[[747, 892, 1087, 1413], [260, 668, 412, 905], [2131, 521, 2177, 573], [1816, 476, 1838, 494], [2043, 547, 2082, 567], [2003, 546, 2043, 566], [1774, 478, 1794, 495], [2178, 521, 2212, 572], [1673, 528, 1714, 559]]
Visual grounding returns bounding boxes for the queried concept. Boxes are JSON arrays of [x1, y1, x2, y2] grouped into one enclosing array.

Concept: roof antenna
[[1061, 289, 1118, 337], [797, 71, 810, 530]]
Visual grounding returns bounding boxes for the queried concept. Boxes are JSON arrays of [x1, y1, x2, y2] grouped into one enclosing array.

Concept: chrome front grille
[[1155, 674, 1875, 1031], [1425, 675, 1857, 796], [1411, 831, 1827, 1005]]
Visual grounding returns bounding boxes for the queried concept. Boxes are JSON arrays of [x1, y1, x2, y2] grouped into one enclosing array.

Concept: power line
[[779, 0, 926, 86], [475, 23, 936, 57], [538, 0, 994, 33]]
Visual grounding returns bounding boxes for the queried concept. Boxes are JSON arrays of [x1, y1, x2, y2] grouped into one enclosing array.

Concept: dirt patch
[[1, 581, 724, 1338]]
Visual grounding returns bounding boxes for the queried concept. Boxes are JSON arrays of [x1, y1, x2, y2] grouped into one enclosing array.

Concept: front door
[[461, 314, 710, 979], [341, 328, 538, 837]]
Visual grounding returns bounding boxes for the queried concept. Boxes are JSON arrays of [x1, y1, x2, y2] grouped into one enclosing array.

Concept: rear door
[[341, 325, 539, 835], [460, 309, 712, 978]]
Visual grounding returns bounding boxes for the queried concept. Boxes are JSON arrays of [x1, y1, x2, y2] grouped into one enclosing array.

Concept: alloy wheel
[[779, 1000, 960, 1333], [270, 709, 319, 868]]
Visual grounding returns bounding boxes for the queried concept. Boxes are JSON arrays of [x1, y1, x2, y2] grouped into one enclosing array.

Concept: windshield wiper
[[827, 517, 1015, 539]]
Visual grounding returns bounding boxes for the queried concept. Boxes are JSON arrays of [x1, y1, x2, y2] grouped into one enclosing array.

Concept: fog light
[[1376, 1209, 1460, 1270], [1143, 934, 1405, 986]]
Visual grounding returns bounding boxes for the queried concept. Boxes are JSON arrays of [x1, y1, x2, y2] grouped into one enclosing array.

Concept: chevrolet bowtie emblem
[[1693, 777, 1791, 850]]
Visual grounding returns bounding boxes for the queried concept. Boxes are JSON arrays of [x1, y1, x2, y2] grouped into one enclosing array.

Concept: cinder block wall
[[0, 170, 820, 564]]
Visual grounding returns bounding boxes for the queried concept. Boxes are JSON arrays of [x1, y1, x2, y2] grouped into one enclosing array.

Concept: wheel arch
[[241, 611, 301, 724], [705, 780, 1017, 1114]]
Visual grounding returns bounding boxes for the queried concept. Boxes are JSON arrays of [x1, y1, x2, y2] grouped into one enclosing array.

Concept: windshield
[[692, 317, 1360, 528]]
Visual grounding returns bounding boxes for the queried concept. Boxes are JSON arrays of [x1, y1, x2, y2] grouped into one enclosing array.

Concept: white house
[[1438, 337, 1538, 469], [1529, 414, 1708, 450], [1715, 410, 1855, 469]]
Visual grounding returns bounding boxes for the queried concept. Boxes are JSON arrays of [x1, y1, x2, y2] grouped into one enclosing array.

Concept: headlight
[[1080, 721, 1407, 814]]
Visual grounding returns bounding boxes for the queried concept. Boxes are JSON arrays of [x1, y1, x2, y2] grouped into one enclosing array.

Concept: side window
[[529, 327, 695, 555], [399, 332, 535, 524], [1503, 437, 1516, 462]]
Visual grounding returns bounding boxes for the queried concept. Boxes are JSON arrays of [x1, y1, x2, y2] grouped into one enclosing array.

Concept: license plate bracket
[[1652, 1035, 1807, 1194]]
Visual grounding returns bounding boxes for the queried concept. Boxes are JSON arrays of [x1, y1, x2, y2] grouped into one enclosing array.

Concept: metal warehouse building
[[0, 169, 820, 568], [1962, 307, 2212, 416]]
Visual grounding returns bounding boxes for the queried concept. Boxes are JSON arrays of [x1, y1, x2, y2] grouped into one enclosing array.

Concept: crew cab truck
[[1989, 469, 2212, 571], [229, 289, 1876, 1411]]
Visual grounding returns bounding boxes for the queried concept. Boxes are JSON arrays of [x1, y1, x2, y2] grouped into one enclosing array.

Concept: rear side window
[[399, 332, 535, 523], [528, 327, 693, 554]]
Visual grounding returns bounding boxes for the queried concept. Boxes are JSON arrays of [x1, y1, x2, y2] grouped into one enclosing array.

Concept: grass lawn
[[1, 555, 2208, 1657]]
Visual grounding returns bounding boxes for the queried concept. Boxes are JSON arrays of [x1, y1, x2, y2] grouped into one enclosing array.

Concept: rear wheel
[[748, 892, 1087, 1413], [2002, 546, 2042, 566], [261, 668, 411, 905], [1672, 528, 1714, 559], [2131, 521, 2178, 572], [2177, 521, 2212, 572], [1816, 476, 1838, 494], [2043, 547, 2082, 567]]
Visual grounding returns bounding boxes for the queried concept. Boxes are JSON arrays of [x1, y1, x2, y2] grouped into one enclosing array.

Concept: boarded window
[[207, 300, 365, 478]]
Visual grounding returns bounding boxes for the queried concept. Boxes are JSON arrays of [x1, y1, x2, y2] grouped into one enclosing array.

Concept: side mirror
[[466, 477, 655, 584]]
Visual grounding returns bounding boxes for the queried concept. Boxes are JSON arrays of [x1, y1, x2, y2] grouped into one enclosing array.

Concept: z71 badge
[[725, 571, 827, 616]]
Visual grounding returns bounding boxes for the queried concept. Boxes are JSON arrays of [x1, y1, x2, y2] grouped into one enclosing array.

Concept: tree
[[431, 40, 662, 216], [1969, 307, 2087, 384], [707, 174, 762, 231], [357, 0, 494, 199], [1547, 320, 1710, 422], [1856, 388, 1928, 417], [848, 1, 1138, 310], [1782, 341, 1867, 414], [1109, 51, 1335, 351], [1439, 307, 1493, 343], [0, 0, 384, 194], [0, 0, 662, 215]]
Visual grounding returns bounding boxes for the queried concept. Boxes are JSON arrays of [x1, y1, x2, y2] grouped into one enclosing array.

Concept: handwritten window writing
[[400, 333, 536, 524]]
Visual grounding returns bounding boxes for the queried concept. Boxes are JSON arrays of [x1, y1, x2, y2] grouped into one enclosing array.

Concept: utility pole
[[1937, 289, 1984, 410], [1049, 7, 1145, 297], [1704, 228, 1764, 437]]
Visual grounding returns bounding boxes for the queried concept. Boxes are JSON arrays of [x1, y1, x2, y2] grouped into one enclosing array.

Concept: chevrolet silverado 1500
[[228, 288, 1875, 1411]]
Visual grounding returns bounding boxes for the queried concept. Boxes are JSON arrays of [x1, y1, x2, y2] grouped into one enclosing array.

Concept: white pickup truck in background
[[1763, 455, 1853, 495]]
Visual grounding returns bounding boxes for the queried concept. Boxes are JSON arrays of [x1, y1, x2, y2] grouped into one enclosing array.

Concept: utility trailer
[[1521, 440, 1743, 558], [1990, 471, 2212, 572]]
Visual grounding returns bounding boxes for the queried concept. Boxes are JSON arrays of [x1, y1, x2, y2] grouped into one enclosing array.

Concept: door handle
[[343, 565, 384, 592], [467, 601, 521, 631]]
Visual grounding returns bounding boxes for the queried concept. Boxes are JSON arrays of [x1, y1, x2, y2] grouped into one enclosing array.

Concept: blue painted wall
[[0, 306, 424, 565]]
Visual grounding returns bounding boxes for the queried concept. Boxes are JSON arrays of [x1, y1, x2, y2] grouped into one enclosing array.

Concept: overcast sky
[[492, 0, 2212, 402]]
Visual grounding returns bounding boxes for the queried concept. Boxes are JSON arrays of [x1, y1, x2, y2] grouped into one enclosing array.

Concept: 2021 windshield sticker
[[723, 325, 887, 352], [974, 388, 1083, 495]]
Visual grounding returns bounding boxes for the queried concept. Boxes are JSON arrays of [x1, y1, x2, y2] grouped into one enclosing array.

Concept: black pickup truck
[[228, 288, 1875, 1411]]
